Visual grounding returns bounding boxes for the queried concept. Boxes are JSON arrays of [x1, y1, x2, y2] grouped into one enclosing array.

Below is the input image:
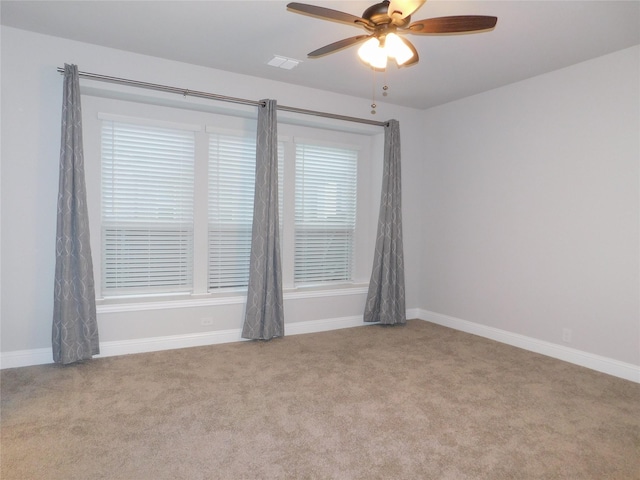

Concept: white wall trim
[[97, 286, 369, 314], [6, 309, 636, 383], [0, 348, 54, 370], [285, 315, 369, 335], [414, 309, 640, 383], [0, 315, 370, 369], [97, 329, 247, 359], [97, 295, 246, 314], [284, 286, 369, 301]]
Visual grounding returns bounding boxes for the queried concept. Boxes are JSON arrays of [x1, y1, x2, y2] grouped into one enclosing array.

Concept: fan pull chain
[[382, 70, 389, 97], [370, 69, 391, 115], [370, 68, 377, 115]]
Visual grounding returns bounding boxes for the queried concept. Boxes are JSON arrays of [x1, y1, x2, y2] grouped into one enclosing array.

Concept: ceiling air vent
[[267, 56, 301, 70]]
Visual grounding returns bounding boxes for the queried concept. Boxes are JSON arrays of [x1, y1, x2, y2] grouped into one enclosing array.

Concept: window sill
[[96, 284, 369, 314]]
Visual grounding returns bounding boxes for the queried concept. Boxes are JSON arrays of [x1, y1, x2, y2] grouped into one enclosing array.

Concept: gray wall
[[420, 46, 639, 365], [1, 26, 637, 370], [0, 27, 424, 358]]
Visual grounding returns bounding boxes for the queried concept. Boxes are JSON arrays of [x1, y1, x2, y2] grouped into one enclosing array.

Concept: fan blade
[[408, 15, 497, 34], [308, 35, 371, 57], [400, 38, 419, 67], [287, 2, 372, 28], [388, 0, 426, 20]]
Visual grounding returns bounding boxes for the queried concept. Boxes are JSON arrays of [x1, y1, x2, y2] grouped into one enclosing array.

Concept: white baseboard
[[285, 315, 367, 335], [0, 315, 369, 369], [100, 315, 368, 359], [4, 311, 638, 384], [415, 309, 640, 384], [0, 348, 54, 370], [97, 328, 247, 359]]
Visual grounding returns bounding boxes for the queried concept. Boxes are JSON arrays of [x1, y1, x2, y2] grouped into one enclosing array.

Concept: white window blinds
[[208, 133, 256, 289], [101, 120, 195, 295], [98, 114, 359, 297], [294, 143, 358, 285], [208, 133, 284, 290]]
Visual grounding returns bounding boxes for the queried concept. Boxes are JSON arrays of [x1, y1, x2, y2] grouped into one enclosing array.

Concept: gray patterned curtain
[[242, 99, 284, 340], [52, 64, 100, 364], [364, 119, 406, 325]]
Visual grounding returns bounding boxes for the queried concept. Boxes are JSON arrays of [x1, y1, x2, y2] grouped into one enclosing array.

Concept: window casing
[[207, 133, 256, 289], [294, 143, 357, 285], [82, 97, 376, 302], [207, 132, 285, 290], [101, 120, 195, 295]]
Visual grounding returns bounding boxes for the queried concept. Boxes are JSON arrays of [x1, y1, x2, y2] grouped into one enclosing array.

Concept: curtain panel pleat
[[364, 119, 406, 325], [242, 99, 285, 340], [52, 64, 100, 364]]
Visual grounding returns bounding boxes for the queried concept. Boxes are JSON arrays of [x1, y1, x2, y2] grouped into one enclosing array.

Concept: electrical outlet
[[562, 328, 572, 343], [200, 318, 213, 326]]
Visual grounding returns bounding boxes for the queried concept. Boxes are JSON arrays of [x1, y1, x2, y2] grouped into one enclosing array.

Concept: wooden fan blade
[[388, 0, 426, 20], [287, 2, 372, 28], [308, 35, 371, 57], [408, 15, 497, 34]]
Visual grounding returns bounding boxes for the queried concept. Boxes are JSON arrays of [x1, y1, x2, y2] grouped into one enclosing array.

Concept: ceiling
[[2, 1, 639, 110]]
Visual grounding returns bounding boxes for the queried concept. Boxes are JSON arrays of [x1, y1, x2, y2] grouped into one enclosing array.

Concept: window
[[208, 133, 255, 289], [208, 132, 285, 290], [101, 120, 195, 295], [87, 101, 374, 301], [294, 143, 358, 285]]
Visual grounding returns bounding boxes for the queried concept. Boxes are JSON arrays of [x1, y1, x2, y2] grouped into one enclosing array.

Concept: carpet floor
[[1, 320, 639, 479]]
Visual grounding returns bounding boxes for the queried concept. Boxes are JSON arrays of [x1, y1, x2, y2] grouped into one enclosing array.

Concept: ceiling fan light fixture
[[358, 33, 414, 69], [358, 37, 388, 69], [385, 33, 414, 65]]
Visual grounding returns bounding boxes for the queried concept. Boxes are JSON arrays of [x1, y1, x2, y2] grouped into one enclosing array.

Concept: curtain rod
[[57, 67, 388, 128]]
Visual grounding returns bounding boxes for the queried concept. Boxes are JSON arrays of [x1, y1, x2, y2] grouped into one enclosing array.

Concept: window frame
[[81, 94, 379, 307], [293, 140, 359, 287], [99, 116, 198, 296]]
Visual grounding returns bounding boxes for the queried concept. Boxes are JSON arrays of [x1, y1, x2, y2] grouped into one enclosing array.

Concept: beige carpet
[[1, 320, 639, 480]]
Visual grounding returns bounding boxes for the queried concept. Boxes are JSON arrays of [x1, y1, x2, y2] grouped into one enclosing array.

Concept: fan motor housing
[[362, 1, 411, 30]]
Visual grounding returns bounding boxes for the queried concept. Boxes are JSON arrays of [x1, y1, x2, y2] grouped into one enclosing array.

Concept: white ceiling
[[2, 1, 639, 109]]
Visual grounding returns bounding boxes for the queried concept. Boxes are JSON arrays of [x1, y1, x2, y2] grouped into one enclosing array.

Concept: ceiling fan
[[287, 0, 497, 69]]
